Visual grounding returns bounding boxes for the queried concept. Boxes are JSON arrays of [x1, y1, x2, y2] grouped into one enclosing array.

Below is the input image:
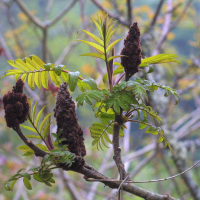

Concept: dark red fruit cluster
[[121, 22, 142, 81], [3, 79, 29, 128], [54, 82, 86, 169]]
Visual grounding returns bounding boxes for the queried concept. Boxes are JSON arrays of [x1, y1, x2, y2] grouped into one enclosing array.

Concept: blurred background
[[0, 0, 200, 199]]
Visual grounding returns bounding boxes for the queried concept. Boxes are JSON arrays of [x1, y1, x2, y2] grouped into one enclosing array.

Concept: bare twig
[[145, 0, 165, 33], [153, 0, 172, 55], [15, 0, 44, 29], [47, 0, 78, 27], [170, 0, 193, 30], [44, 0, 54, 21], [91, 0, 129, 27], [112, 173, 130, 199], [160, 151, 184, 199]]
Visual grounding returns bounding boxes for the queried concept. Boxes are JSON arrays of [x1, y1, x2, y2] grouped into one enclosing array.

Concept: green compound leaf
[[82, 78, 98, 90], [76, 90, 105, 107], [90, 122, 113, 150]]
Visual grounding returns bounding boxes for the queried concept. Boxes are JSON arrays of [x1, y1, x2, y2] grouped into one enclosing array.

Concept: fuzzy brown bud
[[54, 82, 86, 169], [121, 22, 142, 81], [3, 79, 29, 128]]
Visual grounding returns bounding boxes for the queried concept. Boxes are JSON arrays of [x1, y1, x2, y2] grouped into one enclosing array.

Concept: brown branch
[[91, 0, 129, 27], [3, 4, 26, 57], [46, 0, 78, 27], [145, 0, 165, 33], [126, 0, 132, 26], [44, 0, 54, 21], [113, 112, 128, 199], [13, 125, 47, 157], [70, 164, 178, 200], [170, 0, 193, 31], [15, 0, 44, 29], [160, 150, 184, 199]]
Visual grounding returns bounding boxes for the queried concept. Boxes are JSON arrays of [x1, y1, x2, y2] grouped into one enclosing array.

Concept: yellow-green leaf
[[7, 60, 28, 72], [35, 72, 42, 89], [32, 100, 38, 123], [106, 38, 123, 53], [49, 71, 61, 86], [91, 18, 103, 39], [42, 122, 52, 139], [39, 113, 53, 133], [80, 53, 105, 60], [77, 40, 104, 53], [35, 144, 48, 151], [26, 135, 41, 139], [20, 125, 38, 134], [18, 145, 32, 152], [32, 55, 45, 69], [41, 71, 48, 89], [21, 74, 27, 82], [141, 54, 180, 66], [60, 71, 69, 83], [107, 55, 125, 62], [25, 57, 40, 70], [80, 30, 103, 46], [35, 105, 47, 128], [28, 73, 35, 90]]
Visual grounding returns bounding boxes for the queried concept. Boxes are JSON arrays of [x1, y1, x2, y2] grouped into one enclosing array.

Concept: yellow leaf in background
[[5, 25, 27, 39], [13, 45, 21, 57], [167, 32, 175, 40], [18, 10, 36, 22], [178, 79, 196, 89], [102, 1, 112, 9], [81, 63, 94, 75]]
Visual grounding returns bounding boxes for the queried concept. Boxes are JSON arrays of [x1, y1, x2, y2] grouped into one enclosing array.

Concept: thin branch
[[73, 164, 177, 200], [112, 173, 130, 199], [170, 0, 193, 30], [160, 150, 184, 199], [85, 158, 200, 185], [15, 0, 44, 29], [105, 143, 156, 170], [153, 0, 172, 55], [91, 0, 129, 27], [47, 0, 78, 27], [44, 0, 54, 21], [55, 41, 78, 65], [145, 0, 165, 33]]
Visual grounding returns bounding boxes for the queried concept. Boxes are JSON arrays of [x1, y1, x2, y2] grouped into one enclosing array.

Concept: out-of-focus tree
[[0, 1, 200, 200]]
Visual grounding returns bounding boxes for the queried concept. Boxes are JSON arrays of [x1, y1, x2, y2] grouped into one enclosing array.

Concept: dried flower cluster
[[54, 82, 86, 169], [3, 79, 29, 128], [121, 22, 142, 81]]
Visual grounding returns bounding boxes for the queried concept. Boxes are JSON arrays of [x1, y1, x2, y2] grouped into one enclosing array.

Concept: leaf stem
[[28, 115, 51, 150]]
